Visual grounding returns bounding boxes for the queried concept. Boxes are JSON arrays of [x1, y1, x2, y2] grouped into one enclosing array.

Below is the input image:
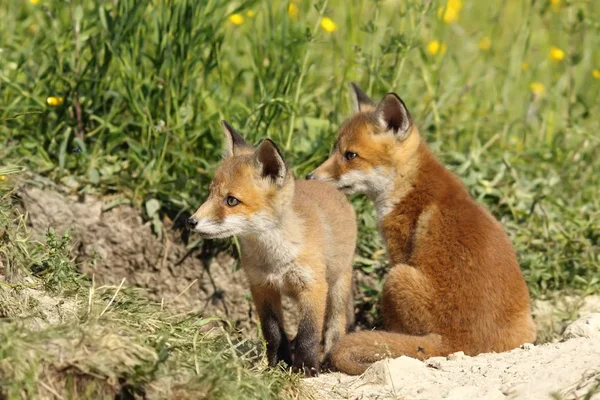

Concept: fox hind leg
[[323, 268, 353, 357], [293, 276, 328, 377], [381, 264, 435, 335]]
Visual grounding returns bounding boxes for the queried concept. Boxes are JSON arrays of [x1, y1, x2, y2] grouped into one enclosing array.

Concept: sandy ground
[[306, 314, 600, 400]]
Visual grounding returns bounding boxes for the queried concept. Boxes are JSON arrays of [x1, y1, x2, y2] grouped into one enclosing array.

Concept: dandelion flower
[[46, 96, 64, 107], [550, 0, 561, 12], [246, 10, 255, 18], [29, 0, 39, 4], [448, 0, 463, 9], [437, 0, 462, 24], [478, 36, 492, 51], [549, 46, 565, 62], [288, 3, 299, 18], [229, 14, 244, 26], [592, 69, 600, 79], [320, 17, 337, 33], [427, 40, 447, 56], [530, 82, 545, 96], [0, 175, 6, 182], [521, 62, 529, 71]]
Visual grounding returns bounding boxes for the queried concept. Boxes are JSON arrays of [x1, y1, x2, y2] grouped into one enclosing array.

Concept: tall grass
[[1, 0, 599, 297]]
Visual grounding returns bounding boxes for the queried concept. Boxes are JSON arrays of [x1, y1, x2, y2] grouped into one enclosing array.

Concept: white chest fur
[[239, 228, 313, 293]]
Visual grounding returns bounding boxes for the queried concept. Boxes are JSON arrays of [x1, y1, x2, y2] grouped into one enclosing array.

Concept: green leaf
[[87, 168, 100, 184], [145, 199, 161, 218]]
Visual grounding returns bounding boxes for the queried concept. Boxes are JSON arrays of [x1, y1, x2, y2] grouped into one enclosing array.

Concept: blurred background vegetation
[[1, 0, 600, 397], [2, 0, 598, 296]]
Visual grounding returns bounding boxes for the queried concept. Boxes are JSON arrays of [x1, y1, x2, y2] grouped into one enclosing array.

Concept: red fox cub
[[187, 121, 357, 377], [307, 84, 536, 375]]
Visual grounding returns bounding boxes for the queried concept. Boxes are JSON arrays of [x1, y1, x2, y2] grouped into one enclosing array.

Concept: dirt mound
[[19, 184, 256, 332]]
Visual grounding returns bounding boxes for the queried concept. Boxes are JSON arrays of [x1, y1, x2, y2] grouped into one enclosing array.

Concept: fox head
[[187, 121, 292, 239], [307, 83, 421, 198]]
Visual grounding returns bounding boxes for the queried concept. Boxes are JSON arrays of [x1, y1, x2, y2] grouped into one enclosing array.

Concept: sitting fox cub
[[307, 84, 536, 375], [188, 121, 356, 376]]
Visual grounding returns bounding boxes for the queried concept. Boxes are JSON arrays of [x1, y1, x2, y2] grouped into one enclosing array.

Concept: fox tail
[[330, 331, 446, 375]]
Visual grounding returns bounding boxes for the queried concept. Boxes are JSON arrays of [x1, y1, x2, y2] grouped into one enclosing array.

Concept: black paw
[[292, 363, 319, 378]]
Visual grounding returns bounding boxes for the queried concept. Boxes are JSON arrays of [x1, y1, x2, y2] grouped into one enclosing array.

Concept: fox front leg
[[251, 285, 292, 367]]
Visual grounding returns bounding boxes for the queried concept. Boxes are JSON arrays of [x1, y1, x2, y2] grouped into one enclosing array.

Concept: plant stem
[[285, 0, 329, 151]]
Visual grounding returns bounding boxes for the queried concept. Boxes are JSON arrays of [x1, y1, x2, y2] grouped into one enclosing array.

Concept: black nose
[[305, 173, 314, 180], [187, 217, 197, 229]]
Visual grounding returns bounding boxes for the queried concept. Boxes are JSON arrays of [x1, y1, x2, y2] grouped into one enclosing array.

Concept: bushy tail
[[330, 331, 446, 375]]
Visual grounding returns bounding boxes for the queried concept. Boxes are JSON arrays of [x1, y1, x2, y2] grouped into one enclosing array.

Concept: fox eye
[[344, 151, 358, 161], [226, 196, 240, 207]]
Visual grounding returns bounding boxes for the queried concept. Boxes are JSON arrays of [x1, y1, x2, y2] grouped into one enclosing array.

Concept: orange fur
[[309, 85, 535, 375], [189, 122, 357, 376]]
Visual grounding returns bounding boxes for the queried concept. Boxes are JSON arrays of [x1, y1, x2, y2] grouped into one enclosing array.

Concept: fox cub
[[307, 84, 536, 375], [188, 121, 357, 376]]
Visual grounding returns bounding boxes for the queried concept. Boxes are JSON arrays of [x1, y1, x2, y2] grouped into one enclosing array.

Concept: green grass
[[0, 187, 302, 399], [1, 0, 599, 296], [1, 0, 599, 308], [0, 1, 599, 397]]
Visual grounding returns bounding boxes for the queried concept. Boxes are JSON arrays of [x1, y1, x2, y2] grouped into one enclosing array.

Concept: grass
[[0, 187, 302, 399], [1, 0, 599, 296], [0, 0, 599, 396]]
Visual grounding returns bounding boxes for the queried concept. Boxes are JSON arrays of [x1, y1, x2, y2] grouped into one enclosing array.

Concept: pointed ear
[[376, 93, 412, 139], [254, 139, 287, 186], [350, 82, 376, 112], [221, 120, 250, 157]]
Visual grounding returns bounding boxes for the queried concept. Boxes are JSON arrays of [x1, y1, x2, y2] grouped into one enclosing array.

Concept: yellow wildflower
[[288, 3, 299, 18], [478, 36, 492, 51], [550, 0, 561, 12], [0, 175, 6, 182], [46, 96, 64, 107], [521, 62, 529, 71], [229, 14, 244, 25], [246, 10, 255, 18], [427, 40, 447, 56], [29, 0, 39, 4], [549, 46, 565, 62], [592, 69, 600, 79], [437, 0, 462, 24], [530, 82, 546, 96], [320, 17, 337, 33]]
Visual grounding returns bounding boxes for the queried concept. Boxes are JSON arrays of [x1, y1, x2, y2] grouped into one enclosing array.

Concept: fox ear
[[254, 139, 287, 186], [350, 82, 376, 113], [376, 93, 412, 139], [221, 120, 250, 157]]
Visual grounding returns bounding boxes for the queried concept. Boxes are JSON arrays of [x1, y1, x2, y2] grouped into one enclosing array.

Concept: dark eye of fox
[[344, 151, 358, 161], [226, 196, 240, 207]]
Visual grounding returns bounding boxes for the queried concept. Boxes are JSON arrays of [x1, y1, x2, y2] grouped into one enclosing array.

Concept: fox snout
[[187, 217, 198, 229], [306, 157, 337, 183]]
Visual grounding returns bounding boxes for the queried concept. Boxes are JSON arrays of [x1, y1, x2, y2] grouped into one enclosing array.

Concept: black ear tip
[[383, 92, 406, 106], [262, 138, 281, 151], [264, 138, 274, 144], [221, 120, 232, 132], [350, 82, 363, 92]]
